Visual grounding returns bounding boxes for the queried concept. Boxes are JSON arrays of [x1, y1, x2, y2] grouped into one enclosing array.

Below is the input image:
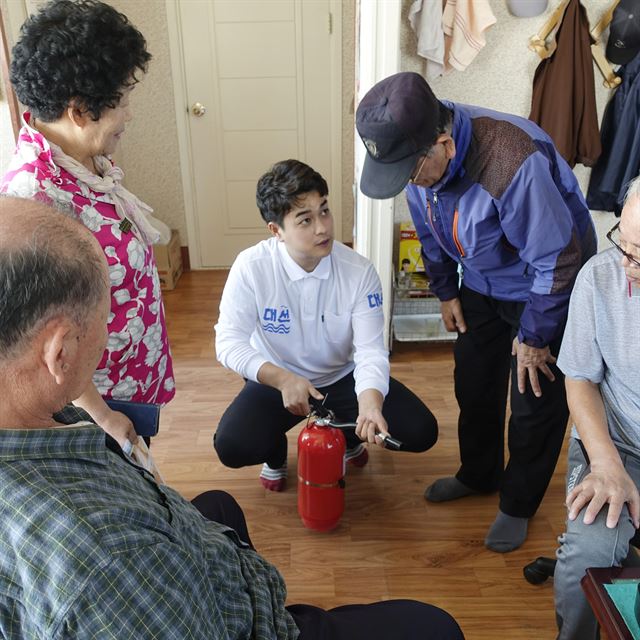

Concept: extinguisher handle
[[326, 421, 357, 429]]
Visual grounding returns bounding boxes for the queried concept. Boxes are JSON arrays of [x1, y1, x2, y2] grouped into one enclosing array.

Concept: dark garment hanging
[[587, 53, 640, 215], [529, 0, 601, 168]]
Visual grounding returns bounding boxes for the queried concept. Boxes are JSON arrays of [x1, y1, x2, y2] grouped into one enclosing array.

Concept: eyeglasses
[[607, 221, 640, 269], [409, 154, 428, 184], [409, 138, 450, 185]]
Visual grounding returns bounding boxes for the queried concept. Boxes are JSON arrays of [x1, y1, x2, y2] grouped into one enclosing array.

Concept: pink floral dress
[[1, 114, 175, 405]]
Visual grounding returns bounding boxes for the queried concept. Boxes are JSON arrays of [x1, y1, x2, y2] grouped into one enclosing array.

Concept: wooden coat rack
[[529, 0, 622, 89]]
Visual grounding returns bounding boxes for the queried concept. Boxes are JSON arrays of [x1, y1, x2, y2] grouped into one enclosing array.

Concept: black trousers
[[453, 286, 569, 518], [214, 371, 438, 469], [191, 491, 464, 640]]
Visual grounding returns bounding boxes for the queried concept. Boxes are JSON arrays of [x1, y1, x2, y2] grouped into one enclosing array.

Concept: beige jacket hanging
[[443, 0, 496, 72]]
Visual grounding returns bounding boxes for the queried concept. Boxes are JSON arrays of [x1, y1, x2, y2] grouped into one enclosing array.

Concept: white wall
[[0, 0, 24, 170], [109, 0, 188, 244], [341, 0, 356, 239], [0, 96, 14, 169], [396, 0, 618, 250]]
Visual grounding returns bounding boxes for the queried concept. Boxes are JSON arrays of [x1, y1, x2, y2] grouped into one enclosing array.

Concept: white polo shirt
[[215, 238, 389, 397]]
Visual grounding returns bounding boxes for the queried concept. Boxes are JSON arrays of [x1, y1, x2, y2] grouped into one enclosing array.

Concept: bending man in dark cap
[[356, 72, 597, 552]]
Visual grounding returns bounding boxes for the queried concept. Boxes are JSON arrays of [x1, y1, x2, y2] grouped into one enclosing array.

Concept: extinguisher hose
[[308, 398, 403, 450], [325, 421, 403, 451]]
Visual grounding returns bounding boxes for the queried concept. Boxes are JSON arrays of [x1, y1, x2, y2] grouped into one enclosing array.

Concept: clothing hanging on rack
[[606, 0, 640, 65], [529, 0, 601, 168], [588, 0, 622, 89], [408, 0, 445, 79], [442, 0, 496, 73], [587, 53, 640, 215], [408, 0, 495, 78]]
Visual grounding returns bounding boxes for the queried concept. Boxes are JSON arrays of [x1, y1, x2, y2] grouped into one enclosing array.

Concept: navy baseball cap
[[356, 72, 441, 199], [606, 0, 640, 65]]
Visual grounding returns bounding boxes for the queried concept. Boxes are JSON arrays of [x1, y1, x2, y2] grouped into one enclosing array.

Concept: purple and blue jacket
[[406, 102, 597, 348]]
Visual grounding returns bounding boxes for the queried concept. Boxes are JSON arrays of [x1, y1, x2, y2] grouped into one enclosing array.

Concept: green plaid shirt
[[0, 408, 299, 639]]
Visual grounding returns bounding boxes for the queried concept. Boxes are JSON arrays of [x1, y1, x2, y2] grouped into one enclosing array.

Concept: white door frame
[[355, 0, 401, 347], [166, 1, 201, 268], [1, 0, 28, 44], [167, 0, 343, 270]]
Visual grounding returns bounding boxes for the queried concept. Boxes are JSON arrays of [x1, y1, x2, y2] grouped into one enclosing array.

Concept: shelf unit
[[392, 275, 456, 343]]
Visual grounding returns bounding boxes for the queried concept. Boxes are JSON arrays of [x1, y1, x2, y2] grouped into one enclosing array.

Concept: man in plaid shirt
[[0, 196, 463, 639]]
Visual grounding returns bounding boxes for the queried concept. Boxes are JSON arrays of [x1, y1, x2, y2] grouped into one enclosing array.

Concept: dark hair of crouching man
[[0, 197, 464, 638]]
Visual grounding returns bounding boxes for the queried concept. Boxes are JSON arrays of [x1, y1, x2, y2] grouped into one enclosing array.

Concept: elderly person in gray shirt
[[554, 175, 640, 640], [0, 195, 464, 640]]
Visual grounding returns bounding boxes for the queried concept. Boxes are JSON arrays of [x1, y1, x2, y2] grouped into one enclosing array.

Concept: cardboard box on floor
[[398, 222, 424, 273], [153, 230, 183, 290]]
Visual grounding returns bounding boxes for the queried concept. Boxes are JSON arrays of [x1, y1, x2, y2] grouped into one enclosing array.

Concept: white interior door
[[176, 0, 342, 268]]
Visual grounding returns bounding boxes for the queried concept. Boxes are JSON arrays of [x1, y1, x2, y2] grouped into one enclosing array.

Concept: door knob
[[191, 102, 207, 117]]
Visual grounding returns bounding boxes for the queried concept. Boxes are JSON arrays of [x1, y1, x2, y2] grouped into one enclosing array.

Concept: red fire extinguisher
[[297, 400, 403, 532], [297, 414, 346, 532]]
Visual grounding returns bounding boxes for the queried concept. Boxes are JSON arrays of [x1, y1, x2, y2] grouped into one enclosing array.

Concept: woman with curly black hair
[[1, 0, 175, 449]]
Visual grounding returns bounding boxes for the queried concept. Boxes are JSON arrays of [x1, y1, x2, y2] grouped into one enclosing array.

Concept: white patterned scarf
[[48, 142, 160, 245]]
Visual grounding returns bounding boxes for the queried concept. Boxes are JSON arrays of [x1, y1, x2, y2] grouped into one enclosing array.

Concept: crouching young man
[[214, 159, 438, 491]]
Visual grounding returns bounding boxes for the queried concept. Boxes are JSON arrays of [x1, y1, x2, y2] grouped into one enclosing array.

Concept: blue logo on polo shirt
[[367, 292, 383, 308], [262, 306, 291, 334]]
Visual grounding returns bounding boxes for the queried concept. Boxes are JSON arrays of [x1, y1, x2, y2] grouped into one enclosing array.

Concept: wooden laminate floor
[[155, 270, 567, 640]]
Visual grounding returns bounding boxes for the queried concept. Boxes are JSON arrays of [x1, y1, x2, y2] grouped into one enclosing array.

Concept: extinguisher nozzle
[[380, 434, 402, 451]]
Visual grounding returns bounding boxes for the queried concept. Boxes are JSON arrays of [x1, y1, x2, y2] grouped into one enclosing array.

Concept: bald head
[[0, 196, 108, 361]]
